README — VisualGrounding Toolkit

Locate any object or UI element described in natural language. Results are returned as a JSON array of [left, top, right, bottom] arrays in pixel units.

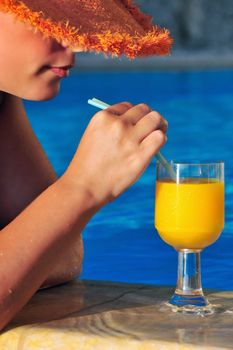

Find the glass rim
[[157, 160, 224, 166]]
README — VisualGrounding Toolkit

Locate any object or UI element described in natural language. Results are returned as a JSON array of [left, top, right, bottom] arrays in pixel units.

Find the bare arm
[[0, 178, 97, 330], [0, 94, 57, 227], [0, 95, 167, 329], [0, 94, 83, 285]]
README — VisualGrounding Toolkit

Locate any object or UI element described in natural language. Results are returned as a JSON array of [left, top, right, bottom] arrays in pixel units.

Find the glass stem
[[176, 249, 203, 296], [169, 249, 209, 308]]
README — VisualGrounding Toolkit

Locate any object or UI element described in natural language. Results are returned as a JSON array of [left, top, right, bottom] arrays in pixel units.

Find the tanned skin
[[0, 12, 168, 329]]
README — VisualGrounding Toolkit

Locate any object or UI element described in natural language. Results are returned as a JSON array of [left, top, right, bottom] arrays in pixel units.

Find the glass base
[[167, 292, 214, 316]]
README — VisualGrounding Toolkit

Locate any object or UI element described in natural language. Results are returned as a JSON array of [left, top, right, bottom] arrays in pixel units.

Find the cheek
[[0, 30, 30, 80], [24, 26, 58, 60], [0, 39, 58, 101], [0, 29, 17, 68], [0, 15, 62, 100], [0, 23, 61, 99], [0, 22, 50, 74], [0, 38, 30, 89], [0, 39, 25, 92]]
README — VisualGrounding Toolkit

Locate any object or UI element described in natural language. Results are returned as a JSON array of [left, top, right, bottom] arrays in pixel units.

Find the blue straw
[[88, 98, 176, 180]]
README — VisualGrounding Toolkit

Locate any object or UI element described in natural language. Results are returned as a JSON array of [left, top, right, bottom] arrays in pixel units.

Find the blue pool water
[[25, 69, 233, 290]]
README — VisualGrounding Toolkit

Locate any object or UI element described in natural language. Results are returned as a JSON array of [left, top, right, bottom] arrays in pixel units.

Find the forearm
[[41, 232, 84, 288], [0, 177, 98, 330]]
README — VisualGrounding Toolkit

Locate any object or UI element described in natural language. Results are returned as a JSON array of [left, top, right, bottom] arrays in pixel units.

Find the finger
[[134, 111, 168, 143], [106, 102, 133, 116], [139, 130, 167, 161], [122, 103, 152, 124]]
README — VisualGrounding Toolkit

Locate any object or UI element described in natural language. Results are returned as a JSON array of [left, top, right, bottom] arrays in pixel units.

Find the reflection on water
[[25, 70, 233, 290]]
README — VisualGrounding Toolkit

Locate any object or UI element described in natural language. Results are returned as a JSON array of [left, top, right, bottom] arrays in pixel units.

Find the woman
[[0, 0, 172, 329]]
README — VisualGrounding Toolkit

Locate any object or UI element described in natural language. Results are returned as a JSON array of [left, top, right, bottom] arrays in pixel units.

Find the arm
[[0, 94, 83, 285], [0, 96, 167, 329], [0, 178, 97, 330], [0, 94, 58, 227]]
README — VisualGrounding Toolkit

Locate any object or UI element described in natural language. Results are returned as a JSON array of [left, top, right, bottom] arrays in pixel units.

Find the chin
[[23, 83, 61, 101]]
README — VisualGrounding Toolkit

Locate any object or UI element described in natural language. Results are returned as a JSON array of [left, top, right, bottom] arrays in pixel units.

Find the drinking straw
[[88, 98, 176, 180]]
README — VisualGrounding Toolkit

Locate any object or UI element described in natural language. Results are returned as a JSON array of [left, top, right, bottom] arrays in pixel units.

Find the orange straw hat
[[0, 0, 173, 59]]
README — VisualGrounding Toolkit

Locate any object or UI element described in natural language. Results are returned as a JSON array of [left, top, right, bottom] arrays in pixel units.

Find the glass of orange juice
[[155, 161, 224, 314]]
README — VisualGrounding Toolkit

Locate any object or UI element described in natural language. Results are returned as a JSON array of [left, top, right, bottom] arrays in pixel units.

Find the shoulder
[[0, 92, 20, 113], [0, 93, 32, 156], [0, 92, 4, 106], [0, 93, 27, 123]]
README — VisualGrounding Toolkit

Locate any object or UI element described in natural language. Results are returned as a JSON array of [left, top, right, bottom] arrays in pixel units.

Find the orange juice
[[155, 179, 224, 250]]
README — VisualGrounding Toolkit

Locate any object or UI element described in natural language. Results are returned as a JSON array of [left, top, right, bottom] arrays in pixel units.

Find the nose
[[49, 39, 75, 66], [60, 40, 70, 49], [50, 38, 70, 52], [61, 41, 83, 53]]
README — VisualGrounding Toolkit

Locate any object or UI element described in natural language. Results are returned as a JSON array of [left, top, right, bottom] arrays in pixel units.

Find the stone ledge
[[1, 280, 233, 349]]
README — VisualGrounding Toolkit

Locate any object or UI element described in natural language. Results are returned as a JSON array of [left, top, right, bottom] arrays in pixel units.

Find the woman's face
[[0, 12, 76, 101]]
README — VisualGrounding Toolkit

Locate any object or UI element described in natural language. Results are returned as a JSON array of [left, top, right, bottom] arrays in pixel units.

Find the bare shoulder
[[0, 93, 57, 228], [0, 92, 3, 106], [0, 93, 44, 163], [0, 93, 33, 136]]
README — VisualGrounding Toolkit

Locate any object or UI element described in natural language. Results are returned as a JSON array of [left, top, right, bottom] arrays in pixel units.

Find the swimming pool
[[25, 69, 233, 290]]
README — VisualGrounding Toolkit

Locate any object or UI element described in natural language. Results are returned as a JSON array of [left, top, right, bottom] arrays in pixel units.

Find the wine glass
[[155, 161, 224, 315]]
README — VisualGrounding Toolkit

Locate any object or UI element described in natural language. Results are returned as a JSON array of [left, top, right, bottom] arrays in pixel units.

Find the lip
[[50, 65, 73, 78]]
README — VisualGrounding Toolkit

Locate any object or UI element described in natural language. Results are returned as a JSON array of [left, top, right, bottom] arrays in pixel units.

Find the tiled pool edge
[[1, 280, 232, 349]]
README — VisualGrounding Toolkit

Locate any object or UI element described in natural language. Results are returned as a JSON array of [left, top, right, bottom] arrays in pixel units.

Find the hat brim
[[1, 0, 173, 59]]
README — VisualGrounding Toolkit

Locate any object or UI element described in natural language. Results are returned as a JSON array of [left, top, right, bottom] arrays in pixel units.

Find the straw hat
[[0, 0, 173, 59]]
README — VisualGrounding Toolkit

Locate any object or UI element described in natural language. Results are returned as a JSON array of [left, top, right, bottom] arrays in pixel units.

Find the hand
[[63, 102, 168, 206]]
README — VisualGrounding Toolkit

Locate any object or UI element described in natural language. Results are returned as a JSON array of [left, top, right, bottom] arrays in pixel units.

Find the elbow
[[41, 235, 84, 289], [40, 269, 81, 289], [0, 321, 8, 332], [0, 309, 14, 331], [41, 253, 83, 288], [0, 293, 21, 331]]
